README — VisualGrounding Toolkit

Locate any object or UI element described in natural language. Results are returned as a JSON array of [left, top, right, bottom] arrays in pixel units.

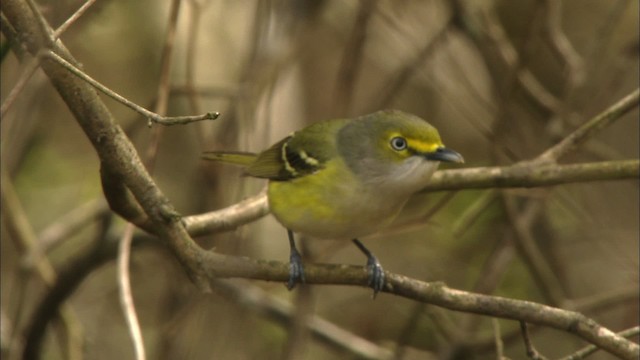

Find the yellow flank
[[268, 157, 403, 239]]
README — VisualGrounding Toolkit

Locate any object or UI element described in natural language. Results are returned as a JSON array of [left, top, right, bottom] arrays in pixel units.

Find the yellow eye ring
[[390, 136, 407, 151]]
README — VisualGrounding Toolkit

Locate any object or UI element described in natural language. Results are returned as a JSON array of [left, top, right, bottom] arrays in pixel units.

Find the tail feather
[[202, 151, 258, 166]]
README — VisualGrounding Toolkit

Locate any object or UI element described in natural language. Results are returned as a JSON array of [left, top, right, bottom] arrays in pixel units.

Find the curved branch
[[193, 251, 639, 359]]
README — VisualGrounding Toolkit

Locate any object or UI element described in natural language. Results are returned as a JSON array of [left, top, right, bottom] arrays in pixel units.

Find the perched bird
[[203, 110, 464, 295]]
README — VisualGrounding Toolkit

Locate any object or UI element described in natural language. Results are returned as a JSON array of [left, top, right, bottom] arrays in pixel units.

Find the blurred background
[[1, 0, 638, 359]]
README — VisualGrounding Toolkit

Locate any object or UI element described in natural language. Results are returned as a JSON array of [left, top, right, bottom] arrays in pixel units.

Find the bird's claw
[[287, 248, 305, 290]]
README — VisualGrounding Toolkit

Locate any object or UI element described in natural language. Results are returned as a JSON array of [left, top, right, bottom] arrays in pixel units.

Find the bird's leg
[[352, 239, 385, 297], [287, 229, 305, 289]]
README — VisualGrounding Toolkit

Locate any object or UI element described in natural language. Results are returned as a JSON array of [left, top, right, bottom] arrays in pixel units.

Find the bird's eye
[[390, 137, 407, 151]]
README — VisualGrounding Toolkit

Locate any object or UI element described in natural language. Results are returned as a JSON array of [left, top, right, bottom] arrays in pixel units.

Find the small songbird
[[203, 110, 464, 295]]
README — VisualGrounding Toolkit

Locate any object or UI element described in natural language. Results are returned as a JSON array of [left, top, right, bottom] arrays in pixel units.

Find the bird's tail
[[201, 151, 258, 167]]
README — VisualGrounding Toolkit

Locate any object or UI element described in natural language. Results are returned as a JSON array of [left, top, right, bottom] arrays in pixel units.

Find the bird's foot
[[287, 245, 305, 290], [352, 239, 386, 297]]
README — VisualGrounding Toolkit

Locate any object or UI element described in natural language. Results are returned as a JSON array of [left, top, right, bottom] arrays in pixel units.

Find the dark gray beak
[[425, 147, 464, 163]]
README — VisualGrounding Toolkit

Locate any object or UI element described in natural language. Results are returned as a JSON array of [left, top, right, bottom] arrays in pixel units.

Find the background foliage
[[1, 0, 638, 359]]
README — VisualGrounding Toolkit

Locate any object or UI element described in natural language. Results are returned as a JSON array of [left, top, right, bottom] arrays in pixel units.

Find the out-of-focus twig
[[0, 170, 83, 360], [213, 280, 394, 360], [520, 321, 550, 360], [540, 0, 584, 88], [117, 224, 146, 360], [452, 0, 563, 113], [492, 319, 505, 360], [503, 198, 566, 306], [537, 88, 639, 163], [334, 0, 378, 114], [37, 198, 109, 252], [377, 19, 452, 108]]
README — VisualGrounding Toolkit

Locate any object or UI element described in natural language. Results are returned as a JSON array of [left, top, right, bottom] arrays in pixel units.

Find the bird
[[203, 109, 464, 295]]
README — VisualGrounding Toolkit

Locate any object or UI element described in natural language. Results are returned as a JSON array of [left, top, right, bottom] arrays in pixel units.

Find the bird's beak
[[425, 147, 465, 163]]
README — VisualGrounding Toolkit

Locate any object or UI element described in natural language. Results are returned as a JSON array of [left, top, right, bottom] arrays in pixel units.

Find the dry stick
[[42, 50, 219, 126], [559, 326, 640, 360], [520, 322, 550, 360], [0, 0, 98, 118]]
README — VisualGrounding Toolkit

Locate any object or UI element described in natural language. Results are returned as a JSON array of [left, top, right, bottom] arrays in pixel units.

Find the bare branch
[[183, 192, 269, 237], [520, 322, 550, 360], [190, 250, 639, 359], [42, 50, 220, 126], [423, 159, 638, 192], [537, 88, 640, 163]]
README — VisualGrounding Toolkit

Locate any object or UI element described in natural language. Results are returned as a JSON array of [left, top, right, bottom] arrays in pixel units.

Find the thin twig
[[37, 199, 109, 252], [52, 0, 98, 38], [42, 50, 219, 126], [537, 88, 639, 163], [0, 60, 40, 119], [1, 0, 98, 118], [503, 198, 566, 306], [334, 0, 378, 114], [520, 322, 549, 360], [117, 224, 146, 360], [145, 0, 182, 171]]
